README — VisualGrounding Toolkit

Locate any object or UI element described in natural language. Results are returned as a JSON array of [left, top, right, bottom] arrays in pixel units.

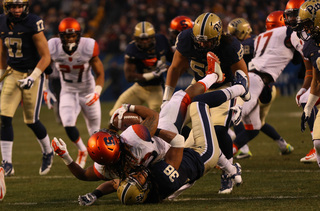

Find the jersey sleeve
[[92, 41, 100, 57], [28, 14, 45, 34]]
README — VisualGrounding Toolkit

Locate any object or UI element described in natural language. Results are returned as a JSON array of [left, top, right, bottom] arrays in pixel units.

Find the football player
[[0, 0, 54, 176], [47, 17, 105, 168], [228, 17, 294, 158], [284, 0, 318, 163], [169, 16, 194, 50], [108, 21, 173, 119], [163, 12, 250, 194], [232, 10, 303, 156], [297, 0, 320, 168]]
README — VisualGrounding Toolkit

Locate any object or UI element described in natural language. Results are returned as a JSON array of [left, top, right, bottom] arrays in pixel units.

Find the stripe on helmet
[[142, 22, 145, 34], [121, 182, 131, 204], [200, 13, 211, 36]]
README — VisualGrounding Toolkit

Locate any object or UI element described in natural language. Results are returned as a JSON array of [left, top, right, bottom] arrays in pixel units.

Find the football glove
[[43, 90, 57, 109], [18, 76, 35, 89], [295, 88, 307, 107], [231, 105, 242, 126], [152, 60, 167, 77], [51, 137, 73, 165], [78, 193, 97, 206], [109, 104, 134, 125], [206, 52, 225, 83], [85, 92, 100, 106]]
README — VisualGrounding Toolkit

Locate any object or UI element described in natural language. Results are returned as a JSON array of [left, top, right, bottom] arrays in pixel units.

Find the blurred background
[[0, 0, 303, 101]]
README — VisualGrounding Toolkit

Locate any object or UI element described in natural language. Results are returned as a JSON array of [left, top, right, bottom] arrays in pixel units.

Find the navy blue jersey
[[0, 14, 44, 72], [146, 148, 204, 202], [241, 35, 256, 65], [302, 38, 320, 72], [176, 29, 243, 89], [125, 34, 173, 86]]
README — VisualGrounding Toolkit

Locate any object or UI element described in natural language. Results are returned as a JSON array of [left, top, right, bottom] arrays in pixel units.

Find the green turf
[[1, 96, 320, 210]]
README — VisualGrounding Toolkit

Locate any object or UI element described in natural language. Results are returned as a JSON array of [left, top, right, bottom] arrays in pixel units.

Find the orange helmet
[[169, 16, 193, 45], [266, 11, 285, 30], [58, 17, 81, 53], [284, 0, 305, 28], [87, 129, 122, 165]]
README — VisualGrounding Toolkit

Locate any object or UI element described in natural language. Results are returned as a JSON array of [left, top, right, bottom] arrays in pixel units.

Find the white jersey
[[48, 37, 97, 93], [249, 26, 298, 81], [94, 124, 171, 180]]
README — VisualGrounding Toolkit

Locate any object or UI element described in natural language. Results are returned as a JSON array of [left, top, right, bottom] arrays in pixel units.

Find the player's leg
[[22, 74, 53, 175], [0, 70, 22, 176], [79, 95, 102, 168], [146, 85, 163, 113], [312, 107, 320, 168], [60, 92, 88, 168]]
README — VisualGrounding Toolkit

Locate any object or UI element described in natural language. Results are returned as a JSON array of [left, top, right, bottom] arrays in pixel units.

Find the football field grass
[[1, 95, 320, 210]]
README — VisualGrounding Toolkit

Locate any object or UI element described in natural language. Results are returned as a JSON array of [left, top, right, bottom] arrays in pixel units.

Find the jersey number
[[163, 165, 179, 182], [59, 64, 85, 83], [254, 31, 273, 57], [4, 37, 23, 58]]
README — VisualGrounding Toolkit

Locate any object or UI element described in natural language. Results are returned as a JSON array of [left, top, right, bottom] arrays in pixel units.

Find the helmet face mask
[[58, 17, 82, 54], [117, 169, 150, 205], [192, 13, 222, 54], [133, 21, 156, 51], [296, 1, 320, 43], [87, 129, 122, 165], [3, 0, 29, 23], [284, 0, 306, 29], [227, 18, 252, 41]]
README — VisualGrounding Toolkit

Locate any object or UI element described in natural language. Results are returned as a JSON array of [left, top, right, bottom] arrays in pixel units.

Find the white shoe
[[0, 167, 6, 201], [167, 182, 195, 201], [300, 148, 317, 163], [76, 150, 88, 168]]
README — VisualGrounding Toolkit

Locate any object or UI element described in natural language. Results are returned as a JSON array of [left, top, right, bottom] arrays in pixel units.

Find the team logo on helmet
[[227, 18, 252, 41]]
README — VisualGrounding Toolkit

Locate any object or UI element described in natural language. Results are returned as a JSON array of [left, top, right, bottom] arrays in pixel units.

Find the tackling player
[[108, 21, 173, 119], [0, 0, 53, 176], [163, 12, 250, 194], [232, 11, 302, 156], [47, 17, 105, 168], [297, 0, 320, 168]]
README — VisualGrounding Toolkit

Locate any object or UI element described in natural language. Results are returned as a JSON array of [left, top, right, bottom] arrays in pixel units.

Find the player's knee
[[65, 126, 80, 142]]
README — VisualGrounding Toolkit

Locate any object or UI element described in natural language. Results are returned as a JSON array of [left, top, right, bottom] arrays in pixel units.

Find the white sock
[[0, 140, 13, 163], [37, 135, 53, 154], [313, 139, 320, 168], [276, 138, 287, 150], [198, 74, 218, 90], [217, 152, 236, 175], [222, 85, 245, 100], [228, 129, 236, 141], [74, 137, 87, 152]]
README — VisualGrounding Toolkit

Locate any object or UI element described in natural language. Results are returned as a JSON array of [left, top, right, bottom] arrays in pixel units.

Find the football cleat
[[1, 160, 14, 177], [0, 167, 6, 201], [235, 150, 252, 159], [78, 193, 97, 206], [230, 163, 243, 186], [76, 150, 88, 169], [206, 52, 225, 83], [280, 143, 294, 155], [39, 151, 54, 175], [234, 70, 250, 101], [218, 173, 233, 194], [300, 148, 317, 163]]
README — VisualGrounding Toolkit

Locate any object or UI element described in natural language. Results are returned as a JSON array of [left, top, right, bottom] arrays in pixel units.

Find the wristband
[[154, 128, 161, 136], [304, 93, 319, 116], [170, 134, 185, 148], [142, 72, 155, 81], [94, 85, 102, 95], [29, 67, 43, 80], [128, 104, 135, 112], [62, 154, 73, 165], [163, 85, 175, 101]]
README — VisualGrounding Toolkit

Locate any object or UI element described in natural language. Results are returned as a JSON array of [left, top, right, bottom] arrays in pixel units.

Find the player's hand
[[300, 111, 309, 132], [110, 104, 132, 124], [231, 105, 242, 126], [18, 76, 35, 89], [295, 88, 307, 107], [43, 90, 57, 109], [152, 60, 167, 77], [85, 92, 100, 106], [206, 52, 225, 83], [51, 137, 69, 158]]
